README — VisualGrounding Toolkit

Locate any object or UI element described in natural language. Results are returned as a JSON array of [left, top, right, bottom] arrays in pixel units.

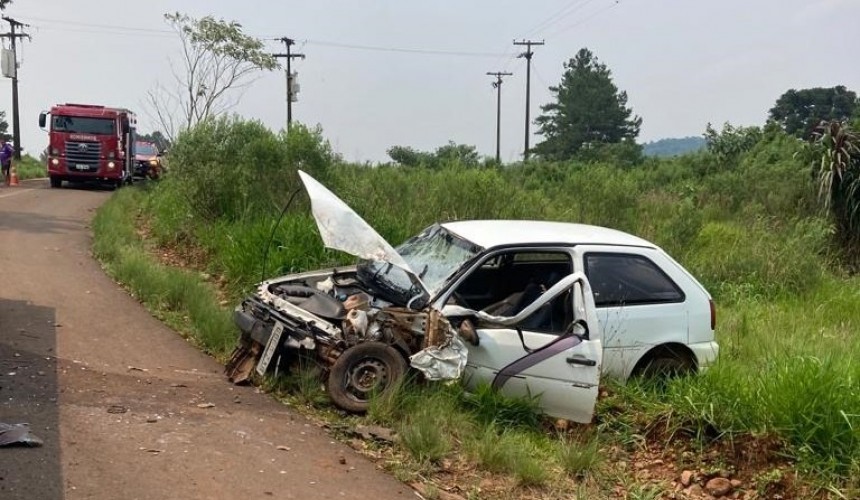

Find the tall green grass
[[97, 116, 860, 492], [92, 187, 235, 356]]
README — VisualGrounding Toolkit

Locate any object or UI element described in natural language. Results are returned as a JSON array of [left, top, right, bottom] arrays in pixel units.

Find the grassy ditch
[[91, 186, 236, 357], [92, 117, 860, 498]]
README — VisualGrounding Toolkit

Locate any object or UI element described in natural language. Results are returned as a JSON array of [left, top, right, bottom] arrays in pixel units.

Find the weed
[[557, 434, 603, 479], [399, 408, 451, 464], [277, 355, 329, 407]]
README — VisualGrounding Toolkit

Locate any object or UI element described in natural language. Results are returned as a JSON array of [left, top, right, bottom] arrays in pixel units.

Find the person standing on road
[[0, 136, 13, 186]]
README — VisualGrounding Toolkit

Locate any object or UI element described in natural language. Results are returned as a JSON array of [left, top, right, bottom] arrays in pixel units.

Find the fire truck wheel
[[326, 342, 406, 413], [49, 177, 62, 188]]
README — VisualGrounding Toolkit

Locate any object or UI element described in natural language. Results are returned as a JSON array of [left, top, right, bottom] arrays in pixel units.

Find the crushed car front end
[[226, 253, 471, 412]]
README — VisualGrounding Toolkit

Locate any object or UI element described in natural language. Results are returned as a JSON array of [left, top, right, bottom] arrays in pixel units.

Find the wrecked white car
[[227, 171, 604, 421], [228, 171, 717, 423]]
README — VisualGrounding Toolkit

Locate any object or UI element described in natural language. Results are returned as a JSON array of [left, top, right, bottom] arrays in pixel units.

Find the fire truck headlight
[[107, 161, 116, 169], [51, 158, 59, 166], [50, 147, 59, 156], [108, 151, 115, 159]]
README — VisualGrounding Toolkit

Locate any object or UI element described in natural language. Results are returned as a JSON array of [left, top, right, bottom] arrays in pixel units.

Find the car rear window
[[584, 252, 684, 307]]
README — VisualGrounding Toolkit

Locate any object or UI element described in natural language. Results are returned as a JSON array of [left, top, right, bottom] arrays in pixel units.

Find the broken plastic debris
[[0, 423, 44, 447], [196, 403, 215, 408]]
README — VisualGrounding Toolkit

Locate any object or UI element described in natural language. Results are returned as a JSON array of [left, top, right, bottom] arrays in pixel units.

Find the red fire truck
[[39, 103, 137, 189]]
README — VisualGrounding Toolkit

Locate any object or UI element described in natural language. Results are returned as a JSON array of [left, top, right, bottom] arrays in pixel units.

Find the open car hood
[[298, 171, 428, 297]]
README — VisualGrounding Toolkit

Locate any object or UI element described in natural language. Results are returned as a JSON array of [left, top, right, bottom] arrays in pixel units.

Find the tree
[[0, 1, 13, 10], [387, 146, 431, 167], [769, 86, 858, 139], [147, 13, 278, 141], [387, 141, 482, 168], [533, 48, 641, 161], [811, 120, 860, 259], [0, 110, 9, 140], [704, 122, 762, 165]]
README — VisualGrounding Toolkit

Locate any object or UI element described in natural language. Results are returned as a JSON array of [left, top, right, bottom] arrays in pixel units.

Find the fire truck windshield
[[52, 116, 116, 135]]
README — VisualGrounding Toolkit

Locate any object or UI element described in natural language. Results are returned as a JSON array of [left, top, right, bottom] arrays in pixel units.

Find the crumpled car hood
[[298, 170, 427, 297]]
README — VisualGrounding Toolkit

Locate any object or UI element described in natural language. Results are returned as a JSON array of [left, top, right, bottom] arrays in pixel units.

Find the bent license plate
[[256, 322, 284, 377]]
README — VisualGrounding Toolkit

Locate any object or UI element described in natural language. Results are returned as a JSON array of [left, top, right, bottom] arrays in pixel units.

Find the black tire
[[326, 342, 407, 413], [49, 177, 62, 188]]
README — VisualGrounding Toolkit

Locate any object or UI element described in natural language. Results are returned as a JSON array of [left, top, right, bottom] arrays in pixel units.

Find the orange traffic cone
[[9, 164, 19, 186]]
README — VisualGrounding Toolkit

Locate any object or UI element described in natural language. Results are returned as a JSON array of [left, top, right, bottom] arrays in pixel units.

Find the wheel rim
[[344, 357, 389, 402]]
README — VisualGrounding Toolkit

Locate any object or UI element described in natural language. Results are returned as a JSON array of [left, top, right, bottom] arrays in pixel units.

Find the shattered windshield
[[357, 224, 479, 304]]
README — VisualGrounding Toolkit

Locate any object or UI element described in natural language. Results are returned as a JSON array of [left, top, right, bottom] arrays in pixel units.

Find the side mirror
[[38, 112, 46, 129]]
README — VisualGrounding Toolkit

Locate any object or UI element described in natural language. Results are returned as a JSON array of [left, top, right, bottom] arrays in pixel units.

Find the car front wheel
[[326, 342, 406, 413]]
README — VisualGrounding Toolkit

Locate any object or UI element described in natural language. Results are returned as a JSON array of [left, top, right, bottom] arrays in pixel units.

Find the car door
[[574, 246, 689, 379], [450, 263, 602, 423]]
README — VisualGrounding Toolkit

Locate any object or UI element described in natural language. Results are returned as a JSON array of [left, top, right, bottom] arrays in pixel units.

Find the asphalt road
[[0, 180, 410, 500]]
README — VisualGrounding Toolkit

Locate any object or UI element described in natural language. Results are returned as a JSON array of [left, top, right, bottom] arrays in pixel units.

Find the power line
[[18, 16, 172, 34], [302, 39, 506, 58], [19, 15, 508, 59], [28, 25, 174, 39], [521, 0, 593, 38], [544, 0, 622, 40]]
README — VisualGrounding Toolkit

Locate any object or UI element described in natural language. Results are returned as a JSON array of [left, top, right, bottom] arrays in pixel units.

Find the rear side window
[[584, 253, 684, 307]]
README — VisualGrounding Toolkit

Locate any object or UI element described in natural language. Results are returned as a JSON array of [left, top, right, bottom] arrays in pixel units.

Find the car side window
[[448, 250, 574, 334], [584, 253, 684, 307]]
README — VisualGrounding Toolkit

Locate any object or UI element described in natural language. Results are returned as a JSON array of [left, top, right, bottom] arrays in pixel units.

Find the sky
[[3, 0, 859, 163]]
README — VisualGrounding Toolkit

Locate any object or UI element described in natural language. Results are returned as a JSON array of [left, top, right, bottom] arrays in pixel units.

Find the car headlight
[[107, 161, 116, 169], [149, 159, 158, 166]]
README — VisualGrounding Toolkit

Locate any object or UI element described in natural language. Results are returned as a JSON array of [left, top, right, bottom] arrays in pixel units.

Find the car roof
[[440, 220, 656, 249]]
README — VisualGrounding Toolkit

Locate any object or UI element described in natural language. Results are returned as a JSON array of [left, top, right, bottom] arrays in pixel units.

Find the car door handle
[[566, 356, 596, 367]]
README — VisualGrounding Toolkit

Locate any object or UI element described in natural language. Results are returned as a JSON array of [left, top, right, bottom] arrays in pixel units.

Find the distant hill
[[642, 136, 706, 157]]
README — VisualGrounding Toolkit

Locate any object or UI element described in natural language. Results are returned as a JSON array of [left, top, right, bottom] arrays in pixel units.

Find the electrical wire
[[261, 188, 304, 284], [302, 38, 506, 58], [544, 0, 622, 40], [521, 0, 594, 38], [19, 15, 507, 59], [18, 15, 172, 34], [27, 24, 175, 39]]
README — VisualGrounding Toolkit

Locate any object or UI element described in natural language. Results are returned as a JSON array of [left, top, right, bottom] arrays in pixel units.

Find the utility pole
[[513, 39, 543, 162], [1, 16, 30, 160], [272, 37, 305, 131], [486, 71, 512, 164]]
